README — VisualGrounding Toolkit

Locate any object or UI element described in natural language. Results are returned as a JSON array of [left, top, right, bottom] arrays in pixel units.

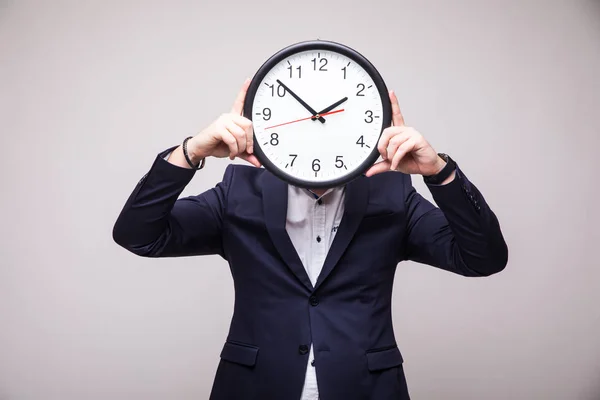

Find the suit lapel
[[262, 171, 313, 292], [314, 175, 369, 291]]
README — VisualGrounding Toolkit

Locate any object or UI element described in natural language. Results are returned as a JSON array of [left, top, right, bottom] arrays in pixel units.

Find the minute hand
[[276, 79, 326, 123]]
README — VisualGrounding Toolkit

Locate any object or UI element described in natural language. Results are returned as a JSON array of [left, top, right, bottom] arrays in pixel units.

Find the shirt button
[[309, 295, 319, 306], [316, 236, 321, 243], [298, 345, 309, 355], [317, 199, 323, 205], [311, 360, 316, 366]]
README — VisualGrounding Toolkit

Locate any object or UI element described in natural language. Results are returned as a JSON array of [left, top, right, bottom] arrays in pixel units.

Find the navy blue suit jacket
[[113, 146, 508, 400]]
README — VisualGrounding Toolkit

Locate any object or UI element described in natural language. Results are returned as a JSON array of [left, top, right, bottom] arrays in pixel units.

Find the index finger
[[389, 90, 405, 126], [365, 160, 392, 177], [231, 78, 252, 115]]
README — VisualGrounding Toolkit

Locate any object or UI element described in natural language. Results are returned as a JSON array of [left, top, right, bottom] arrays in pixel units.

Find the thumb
[[389, 90, 405, 126], [231, 78, 252, 115]]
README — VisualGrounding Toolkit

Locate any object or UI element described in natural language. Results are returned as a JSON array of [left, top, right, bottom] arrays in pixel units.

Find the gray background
[[1, 0, 599, 399]]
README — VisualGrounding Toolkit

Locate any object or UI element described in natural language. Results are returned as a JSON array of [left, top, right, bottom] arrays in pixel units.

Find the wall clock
[[244, 40, 391, 188]]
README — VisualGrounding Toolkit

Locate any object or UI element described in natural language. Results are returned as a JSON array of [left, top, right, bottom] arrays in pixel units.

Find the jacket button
[[298, 345, 309, 355], [309, 295, 319, 306], [316, 236, 321, 243]]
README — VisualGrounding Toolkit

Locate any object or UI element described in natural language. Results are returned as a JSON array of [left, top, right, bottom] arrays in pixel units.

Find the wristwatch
[[423, 153, 456, 185]]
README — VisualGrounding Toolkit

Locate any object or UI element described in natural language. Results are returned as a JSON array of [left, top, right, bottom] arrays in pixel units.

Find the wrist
[[187, 138, 207, 163], [423, 153, 456, 185], [429, 157, 447, 176], [182, 136, 206, 170], [422, 155, 447, 177]]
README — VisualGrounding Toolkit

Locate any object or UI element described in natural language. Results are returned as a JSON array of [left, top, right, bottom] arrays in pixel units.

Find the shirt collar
[[288, 185, 345, 201]]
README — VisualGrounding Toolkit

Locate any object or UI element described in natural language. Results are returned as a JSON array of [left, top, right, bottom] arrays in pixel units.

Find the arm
[[403, 166, 508, 276], [366, 90, 507, 276], [112, 79, 260, 258], [112, 147, 233, 258]]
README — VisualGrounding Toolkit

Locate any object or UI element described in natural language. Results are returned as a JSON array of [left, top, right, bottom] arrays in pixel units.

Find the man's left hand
[[365, 90, 447, 178]]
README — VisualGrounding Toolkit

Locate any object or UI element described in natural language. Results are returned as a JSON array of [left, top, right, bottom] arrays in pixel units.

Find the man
[[113, 79, 508, 400]]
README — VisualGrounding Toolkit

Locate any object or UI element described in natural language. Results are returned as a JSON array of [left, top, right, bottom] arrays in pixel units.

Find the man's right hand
[[168, 78, 261, 169]]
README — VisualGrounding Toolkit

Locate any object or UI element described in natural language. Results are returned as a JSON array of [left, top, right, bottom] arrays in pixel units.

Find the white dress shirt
[[286, 185, 346, 400]]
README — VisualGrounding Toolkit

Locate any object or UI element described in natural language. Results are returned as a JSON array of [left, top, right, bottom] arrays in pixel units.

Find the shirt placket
[[306, 197, 327, 400], [311, 199, 327, 286]]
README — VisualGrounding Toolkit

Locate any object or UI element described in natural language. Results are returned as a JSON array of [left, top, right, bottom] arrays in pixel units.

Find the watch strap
[[423, 153, 455, 185]]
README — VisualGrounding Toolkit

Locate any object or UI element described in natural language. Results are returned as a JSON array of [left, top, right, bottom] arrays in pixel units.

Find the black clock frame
[[243, 39, 392, 189]]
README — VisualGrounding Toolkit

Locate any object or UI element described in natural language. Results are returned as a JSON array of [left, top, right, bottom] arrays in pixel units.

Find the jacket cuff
[[154, 145, 198, 176], [134, 146, 197, 190], [425, 166, 482, 214]]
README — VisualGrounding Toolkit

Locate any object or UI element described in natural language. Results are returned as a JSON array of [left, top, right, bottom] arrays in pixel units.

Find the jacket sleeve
[[403, 166, 508, 276], [112, 146, 233, 258]]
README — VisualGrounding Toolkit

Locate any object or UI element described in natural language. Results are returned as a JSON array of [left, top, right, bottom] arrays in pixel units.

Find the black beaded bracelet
[[183, 136, 205, 170]]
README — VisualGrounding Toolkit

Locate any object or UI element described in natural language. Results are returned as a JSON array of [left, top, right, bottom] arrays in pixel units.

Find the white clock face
[[250, 49, 386, 187]]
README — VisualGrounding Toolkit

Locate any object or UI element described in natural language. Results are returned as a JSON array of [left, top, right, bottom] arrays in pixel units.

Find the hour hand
[[313, 97, 348, 120], [276, 79, 326, 123]]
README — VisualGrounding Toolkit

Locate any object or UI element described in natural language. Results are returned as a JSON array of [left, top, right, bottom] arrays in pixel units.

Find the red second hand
[[264, 109, 345, 130]]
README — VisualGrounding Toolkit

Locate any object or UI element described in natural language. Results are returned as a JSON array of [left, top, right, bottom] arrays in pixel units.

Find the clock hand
[[276, 79, 326, 123], [312, 96, 348, 121], [265, 109, 344, 130]]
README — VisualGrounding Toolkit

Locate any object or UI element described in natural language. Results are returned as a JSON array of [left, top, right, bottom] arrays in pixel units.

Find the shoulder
[[220, 164, 266, 195], [360, 171, 413, 212], [223, 163, 265, 178], [365, 170, 412, 193]]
